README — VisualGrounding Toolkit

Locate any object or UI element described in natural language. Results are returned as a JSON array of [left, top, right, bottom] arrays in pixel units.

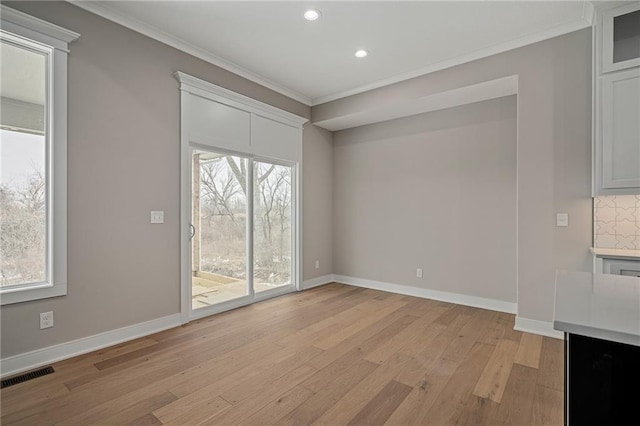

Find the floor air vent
[[1, 366, 55, 388]]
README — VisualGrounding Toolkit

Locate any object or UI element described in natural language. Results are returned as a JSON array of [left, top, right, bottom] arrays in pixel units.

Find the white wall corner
[[0, 313, 182, 378], [583, 1, 596, 26], [514, 316, 564, 339], [301, 274, 335, 290], [333, 275, 517, 314]]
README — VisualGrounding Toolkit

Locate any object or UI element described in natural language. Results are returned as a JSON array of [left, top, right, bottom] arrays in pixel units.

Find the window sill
[[0, 282, 67, 305]]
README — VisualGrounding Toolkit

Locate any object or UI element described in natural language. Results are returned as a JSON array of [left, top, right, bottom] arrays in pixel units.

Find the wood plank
[[440, 309, 492, 363], [455, 395, 499, 426], [392, 307, 474, 387], [313, 352, 414, 425], [156, 396, 230, 426], [168, 343, 317, 399], [421, 343, 496, 425], [514, 332, 544, 368], [433, 304, 467, 326], [238, 385, 314, 426], [0, 382, 71, 416], [491, 364, 538, 425], [530, 384, 564, 426], [347, 380, 412, 426], [219, 345, 322, 404], [122, 413, 162, 426], [201, 365, 317, 425], [478, 324, 505, 347], [364, 304, 450, 364], [383, 358, 460, 425], [58, 391, 177, 425], [306, 308, 422, 371], [277, 298, 393, 348], [313, 297, 408, 350], [1, 356, 188, 425], [53, 337, 159, 369], [536, 337, 564, 392], [301, 315, 418, 393], [277, 359, 378, 425], [496, 312, 523, 342], [472, 338, 520, 403]]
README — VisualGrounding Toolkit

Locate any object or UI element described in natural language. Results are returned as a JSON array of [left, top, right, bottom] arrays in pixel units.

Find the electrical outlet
[[416, 268, 423, 278], [40, 311, 54, 329], [315, 260, 320, 269]]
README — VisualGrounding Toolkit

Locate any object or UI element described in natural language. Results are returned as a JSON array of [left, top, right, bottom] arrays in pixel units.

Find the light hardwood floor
[[0, 284, 564, 425]]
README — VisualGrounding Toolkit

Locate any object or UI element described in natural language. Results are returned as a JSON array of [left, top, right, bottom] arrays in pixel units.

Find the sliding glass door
[[191, 150, 249, 309], [254, 161, 293, 293], [190, 148, 294, 315]]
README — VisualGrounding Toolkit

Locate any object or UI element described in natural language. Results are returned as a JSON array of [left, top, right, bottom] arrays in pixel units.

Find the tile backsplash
[[594, 196, 640, 249]]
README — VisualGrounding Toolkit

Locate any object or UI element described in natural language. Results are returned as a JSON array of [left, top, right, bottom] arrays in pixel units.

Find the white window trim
[[0, 6, 79, 305]]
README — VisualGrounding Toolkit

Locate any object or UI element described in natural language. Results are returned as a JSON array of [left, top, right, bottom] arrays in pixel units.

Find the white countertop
[[590, 247, 640, 259], [554, 270, 640, 347]]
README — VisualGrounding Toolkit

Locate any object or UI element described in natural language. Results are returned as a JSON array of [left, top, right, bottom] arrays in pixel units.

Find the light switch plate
[[556, 213, 569, 227], [150, 211, 164, 224]]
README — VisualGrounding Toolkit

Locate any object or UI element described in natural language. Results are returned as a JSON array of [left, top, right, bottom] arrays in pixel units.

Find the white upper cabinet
[[601, 3, 640, 74], [600, 68, 640, 191], [594, 3, 640, 195]]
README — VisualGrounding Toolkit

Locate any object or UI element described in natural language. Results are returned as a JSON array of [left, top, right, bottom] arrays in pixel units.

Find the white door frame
[[176, 72, 307, 323]]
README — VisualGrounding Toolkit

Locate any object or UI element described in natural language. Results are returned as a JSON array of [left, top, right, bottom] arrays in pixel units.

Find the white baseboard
[[333, 274, 517, 314], [0, 313, 182, 378], [514, 316, 564, 339], [301, 274, 335, 290]]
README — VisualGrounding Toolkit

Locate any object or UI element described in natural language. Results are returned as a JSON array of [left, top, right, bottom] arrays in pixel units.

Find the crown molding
[[67, 1, 592, 108], [67, 1, 312, 106], [1, 4, 79, 49], [175, 71, 308, 128], [311, 16, 592, 106]]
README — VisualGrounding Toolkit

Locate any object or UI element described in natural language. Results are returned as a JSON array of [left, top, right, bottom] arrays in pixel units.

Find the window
[[0, 6, 78, 304]]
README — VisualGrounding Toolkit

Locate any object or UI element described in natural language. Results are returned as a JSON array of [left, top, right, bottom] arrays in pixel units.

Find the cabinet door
[[601, 3, 640, 73], [600, 68, 640, 191]]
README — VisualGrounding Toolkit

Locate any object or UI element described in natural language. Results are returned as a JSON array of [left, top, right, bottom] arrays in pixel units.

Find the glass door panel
[[253, 161, 292, 292], [191, 150, 249, 309]]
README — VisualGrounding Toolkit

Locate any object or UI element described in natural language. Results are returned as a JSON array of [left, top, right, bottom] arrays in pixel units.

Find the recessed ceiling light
[[304, 9, 321, 21], [355, 49, 369, 58]]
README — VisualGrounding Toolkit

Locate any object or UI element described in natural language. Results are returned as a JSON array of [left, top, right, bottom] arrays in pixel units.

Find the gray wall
[[303, 124, 334, 279], [316, 29, 593, 323], [0, 1, 332, 358], [333, 97, 517, 303]]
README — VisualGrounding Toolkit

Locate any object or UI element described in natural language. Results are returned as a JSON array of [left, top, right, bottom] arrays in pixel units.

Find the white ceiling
[[73, 1, 594, 105]]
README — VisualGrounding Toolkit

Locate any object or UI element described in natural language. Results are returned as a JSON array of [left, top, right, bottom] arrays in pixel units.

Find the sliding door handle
[[189, 224, 196, 241]]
